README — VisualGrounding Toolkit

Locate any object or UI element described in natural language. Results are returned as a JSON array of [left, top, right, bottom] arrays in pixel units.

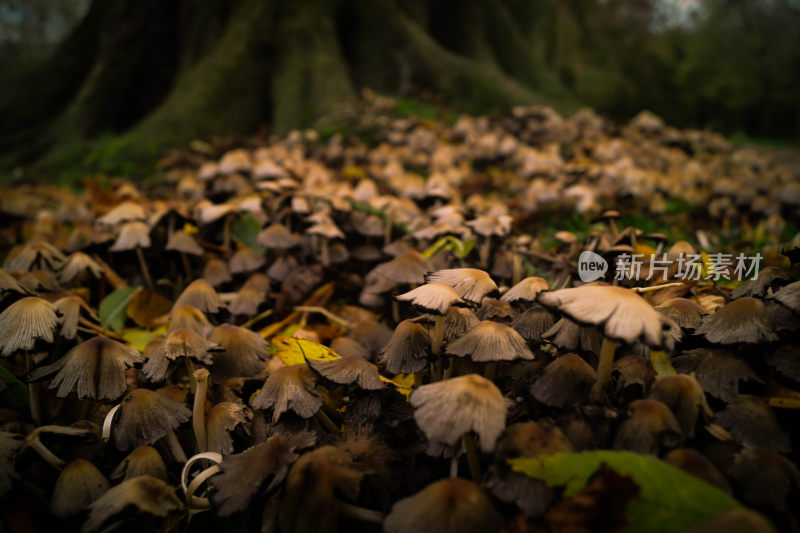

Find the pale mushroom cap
[[109, 220, 152, 251], [251, 364, 322, 422], [202, 258, 232, 287], [96, 201, 147, 226], [168, 305, 214, 336], [257, 223, 298, 249], [0, 296, 59, 356], [411, 374, 507, 452], [141, 328, 222, 382], [696, 297, 778, 344], [111, 388, 191, 450], [385, 478, 502, 533], [425, 268, 499, 304], [647, 374, 711, 439], [51, 458, 110, 517], [309, 356, 384, 390], [537, 284, 671, 346], [307, 221, 344, 240], [612, 399, 683, 455], [446, 320, 535, 362], [396, 283, 465, 315], [165, 231, 203, 255], [501, 276, 551, 304], [228, 246, 266, 274], [83, 476, 182, 533], [5, 241, 66, 271], [771, 280, 800, 312], [172, 279, 226, 316], [379, 319, 431, 374], [228, 286, 265, 316], [655, 298, 705, 330], [373, 250, 430, 285], [31, 336, 144, 400], [59, 252, 105, 283], [530, 353, 596, 408]]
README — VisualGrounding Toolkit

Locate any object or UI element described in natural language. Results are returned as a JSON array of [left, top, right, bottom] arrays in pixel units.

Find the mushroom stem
[[462, 434, 481, 481], [649, 349, 677, 376], [384, 214, 393, 247], [315, 410, 340, 433], [338, 501, 385, 524], [28, 438, 65, 470], [192, 369, 209, 453], [135, 247, 155, 293], [181, 252, 193, 283], [163, 431, 187, 463], [631, 282, 685, 293], [479, 238, 491, 270], [320, 239, 330, 267], [450, 455, 459, 478], [512, 253, 522, 286], [240, 308, 273, 328], [432, 315, 446, 381], [293, 306, 351, 329], [185, 358, 197, 394], [222, 213, 234, 251], [26, 352, 42, 425], [484, 362, 497, 382], [391, 299, 400, 325], [590, 337, 616, 402]]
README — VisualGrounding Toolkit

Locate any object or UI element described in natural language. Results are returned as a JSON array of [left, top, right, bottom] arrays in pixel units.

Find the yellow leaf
[[122, 325, 167, 352], [183, 223, 199, 235], [700, 251, 714, 278], [380, 373, 414, 400], [634, 243, 657, 257], [342, 166, 367, 180], [270, 336, 340, 366]]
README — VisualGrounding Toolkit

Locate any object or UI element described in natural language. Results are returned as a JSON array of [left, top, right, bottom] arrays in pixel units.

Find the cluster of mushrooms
[[0, 99, 798, 532]]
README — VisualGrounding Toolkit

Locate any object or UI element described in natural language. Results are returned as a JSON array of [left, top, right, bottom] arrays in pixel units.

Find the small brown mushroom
[[51, 458, 109, 517]]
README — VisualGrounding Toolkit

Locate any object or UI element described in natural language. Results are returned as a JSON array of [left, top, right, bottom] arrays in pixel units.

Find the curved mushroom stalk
[[192, 369, 210, 453]]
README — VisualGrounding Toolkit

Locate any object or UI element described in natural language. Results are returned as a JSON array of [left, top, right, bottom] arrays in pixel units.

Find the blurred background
[[1, 0, 798, 182]]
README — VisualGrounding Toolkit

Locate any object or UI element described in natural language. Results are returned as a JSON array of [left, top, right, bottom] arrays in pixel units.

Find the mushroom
[[29, 336, 144, 401], [141, 327, 223, 383], [165, 230, 203, 280], [696, 297, 778, 344], [228, 245, 266, 275], [202, 258, 233, 287], [385, 478, 502, 533], [663, 448, 731, 493], [83, 476, 182, 533], [109, 220, 155, 292], [106, 388, 191, 462], [378, 319, 431, 375], [171, 279, 226, 316], [612, 399, 683, 455], [538, 283, 672, 401], [309, 356, 384, 390], [206, 402, 251, 455], [207, 324, 269, 383], [110, 445, 168, 481], [446, 320, 534, 379], [511, 306, 556, 345], [425, 268, 499, 304], [52, 296, 98, 340], [51, 458, 110, 517], [411, 374, 506, 478], [251, 364, 323, 423], [307, 218, 345, 267], [672, 348, 760, 401], [655, 297, 705, 330], [647, 374, 711, 439], [501, 276, 551, 307], [168, 305, 214, 337], [530, 354, 596, 408], [714, 395, 791, 453], [58, 252, 105, 285]]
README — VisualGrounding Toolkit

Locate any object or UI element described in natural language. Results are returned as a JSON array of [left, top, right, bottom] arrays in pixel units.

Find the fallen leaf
[[127, 289, 172, 328]]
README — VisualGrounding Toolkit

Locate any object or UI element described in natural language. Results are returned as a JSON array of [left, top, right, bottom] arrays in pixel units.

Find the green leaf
[[0, 359, 28, 408], [232, 213, 265, 253], [510, 451, 740, 533], [99, 286, 140, 331], [121, 326, 166, 352]]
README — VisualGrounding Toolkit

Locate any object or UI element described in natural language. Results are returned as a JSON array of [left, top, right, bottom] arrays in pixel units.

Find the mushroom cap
[[251, 364, 322, 422], [228, 286, 266, 316], [96, 201, 147, 226], [165, 231, 203, 256], [171, 279, 226, 316], [396, 283, 465, 315], [612, 399, 683, 455], [206, 402, 251, 455], [109, 220, 152, 251], [373, 250, 430, 285], [537, 283, 672, 346], [307, 220, 345, 240], [207, 324, 269, 382], [168, 305, 214, 336], [228, 246, 266, 274], [257, 223, 299, 250], [530, 353, 596, 408], [647, 374, 711, 439], [411, 374, 507, 452], [202, 258, 232, 287], [379, 319, 431, 374], [425, 268, 499, 304], [714, 395, 791, 453], [446, 320, 534, 362], [59, 252, 105, 283], [211, 433, 312, 516], [731, 266, 791, 299], [329, 337, 370, 359], [51, 458, 110, 517], [672, 348, 760, 401], [728, 447, 799, 514], [53, 295, 95, 340], [466, 214, 513, 237], [31, 336, 143, 400], [655, 298, 705, 330], [443, 306, 481, 343], [385, 478, 502, 533], [83, 475, 182, 533], [511, 306, 556, 344], [0, 296, 59, 356], [496, 421, 574, 459], [110, 445, 168, 482], [141, 328, 222, 382], [309, 356, 384, 390], [696, 297, 778, 344], [111, 388, 191, 450], [5, 241, 66, 271], [501, 276, 551, 304], [771, 280, 800, 312], [663, 448, 731, 493]]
